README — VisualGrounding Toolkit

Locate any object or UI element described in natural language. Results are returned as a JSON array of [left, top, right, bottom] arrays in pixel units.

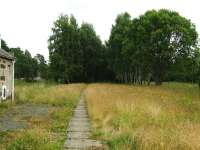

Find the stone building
[[0, 43, 15, 101]]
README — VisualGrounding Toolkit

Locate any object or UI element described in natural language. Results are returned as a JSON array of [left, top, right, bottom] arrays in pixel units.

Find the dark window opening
[[0, 64, 5, 69], [0, 76, 5, 81], [3, 88, 6, 98]]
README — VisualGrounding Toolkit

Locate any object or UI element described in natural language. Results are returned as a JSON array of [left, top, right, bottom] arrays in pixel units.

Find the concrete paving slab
[[64, 93, 102, 149]]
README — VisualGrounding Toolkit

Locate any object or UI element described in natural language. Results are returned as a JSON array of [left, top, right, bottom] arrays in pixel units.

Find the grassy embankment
[[0, 80, 85, 150], [85, 82, 200, 150]]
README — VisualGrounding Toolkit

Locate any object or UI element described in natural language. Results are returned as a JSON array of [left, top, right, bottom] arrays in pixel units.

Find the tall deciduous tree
[[107, 10, 198, 85], [48, 11, 198, 85], [79, 23, 103, 82], [34, 54, 48, 79], [49, 15, 83, 83], [10, 48, 39, 81], [1, 39, 10, 52], [107, 12, 132, 83], [139, 9, 198, 85], [48, 15, 106, 83]]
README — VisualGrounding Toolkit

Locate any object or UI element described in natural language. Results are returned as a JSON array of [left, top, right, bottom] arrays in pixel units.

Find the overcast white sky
[[0, 0, 199, 60]]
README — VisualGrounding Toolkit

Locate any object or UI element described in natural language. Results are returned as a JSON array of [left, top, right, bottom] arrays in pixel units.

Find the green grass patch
[[107, 133, 136, 150], [86, 82, 200, 150], [6, 130, 60, 150], [0, 80, 86, 150]]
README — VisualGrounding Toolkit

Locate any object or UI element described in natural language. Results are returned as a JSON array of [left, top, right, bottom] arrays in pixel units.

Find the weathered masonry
[[0, 43, 15, 101]]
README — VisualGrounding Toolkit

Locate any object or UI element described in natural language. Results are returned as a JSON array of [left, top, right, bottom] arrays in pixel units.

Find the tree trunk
[[155, 76, 162, 85], [147, 73, 151, 86]]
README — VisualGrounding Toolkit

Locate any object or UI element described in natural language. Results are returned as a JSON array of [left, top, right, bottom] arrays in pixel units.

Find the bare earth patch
[[0, 104, 50, 131], [0, 82, 86, 150]]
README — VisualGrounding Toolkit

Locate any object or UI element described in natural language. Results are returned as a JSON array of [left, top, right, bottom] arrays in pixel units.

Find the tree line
[[2, 9, 199, 85], [49, 9, 199, 85], [1, 41, 48, 81], [48, 15, 113, 83]]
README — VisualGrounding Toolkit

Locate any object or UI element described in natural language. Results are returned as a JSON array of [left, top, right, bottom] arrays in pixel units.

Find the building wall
[[0, 57, 13, 98]]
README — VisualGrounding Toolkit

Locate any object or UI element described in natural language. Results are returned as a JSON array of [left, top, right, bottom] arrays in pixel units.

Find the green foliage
[[1, 39, 10, 52], [1, 39, 48, 81], [2, 10, 199, 85], [48, 15, 83, 83], [50, 108, 72, 133], [0, 81, 84, 149], [34, 54, 49, 79], [107, 12, 133, 83], [0, 102, 12, 115], [139, 10, 198, 85], [198, 77, 200, 87], [107, 133, 136, 150], [48, 15, 112, 83], [92, 129, 105, 139], [111, 112, 133, 130], [107, 9, 199, 85], [10, 48, 48, 81], [6, 131, 60, 150]]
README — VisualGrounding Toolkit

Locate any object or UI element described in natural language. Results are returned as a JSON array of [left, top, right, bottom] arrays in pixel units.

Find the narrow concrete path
[[64, 93, 102, 149]]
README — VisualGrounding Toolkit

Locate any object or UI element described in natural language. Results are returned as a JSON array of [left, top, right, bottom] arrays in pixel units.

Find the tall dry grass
[[85, 83, 200, 150], [0, 81, 86, 150], [15, 81, 85, 105]]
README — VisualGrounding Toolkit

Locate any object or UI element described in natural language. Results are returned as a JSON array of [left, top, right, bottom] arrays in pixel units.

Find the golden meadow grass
[[85, 82, 200, 150], [1, 82, 200, 149], [0, 81, 86, 150], [15, 81, 85, 105]]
